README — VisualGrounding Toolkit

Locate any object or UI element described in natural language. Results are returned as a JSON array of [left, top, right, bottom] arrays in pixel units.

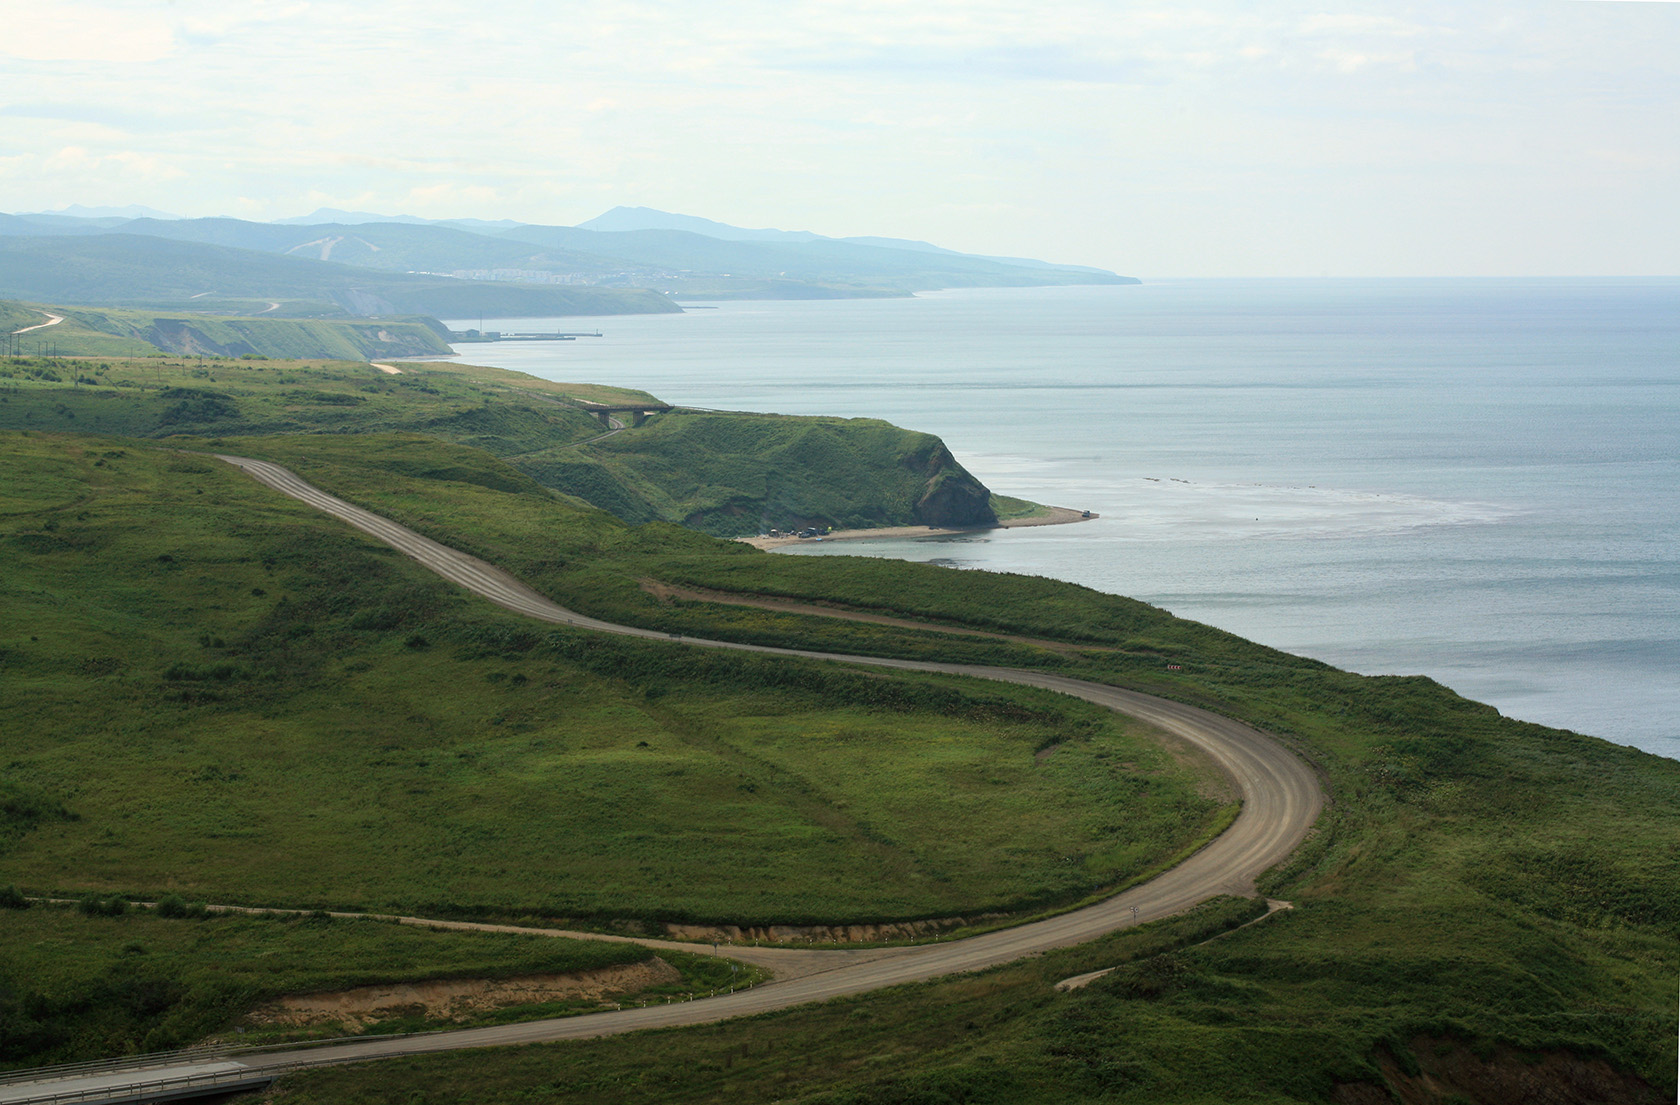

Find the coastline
[[738, 506, 1096, 550]]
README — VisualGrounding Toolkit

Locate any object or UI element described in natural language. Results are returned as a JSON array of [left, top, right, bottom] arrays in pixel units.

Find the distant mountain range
[[22, 203, 184, 222], [0, 206, 1135, 319], [576, 207, 1119, 276]]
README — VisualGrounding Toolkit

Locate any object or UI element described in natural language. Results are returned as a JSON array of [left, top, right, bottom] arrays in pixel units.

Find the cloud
[[38, 146, 185, 182], [1297, 14, 1432, 38], [1316, 49, 1419, 74], [0, 6, 175, 62], [770, 42, 1163, 84], [0, 0, 1674, 275], [0, 102, 170, 131]]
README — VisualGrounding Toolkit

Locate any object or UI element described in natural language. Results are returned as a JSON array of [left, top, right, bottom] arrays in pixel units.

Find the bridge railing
[[0, 1050, 388, 1105], [0, 1046, 226, 1087], [1, 1066, 268, 1105], [0, 1029, 435, 1103]]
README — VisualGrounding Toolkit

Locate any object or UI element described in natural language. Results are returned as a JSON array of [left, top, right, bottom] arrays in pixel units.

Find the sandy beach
[[738, 506, 1095, 550]]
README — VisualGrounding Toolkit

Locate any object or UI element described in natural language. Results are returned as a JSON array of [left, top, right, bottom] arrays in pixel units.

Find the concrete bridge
[[576, 403, 675, 428]]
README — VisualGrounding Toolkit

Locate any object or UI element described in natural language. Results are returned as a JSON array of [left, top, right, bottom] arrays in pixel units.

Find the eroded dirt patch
[[664, 915, 1009, 945], [247, 957, 680, 1029]]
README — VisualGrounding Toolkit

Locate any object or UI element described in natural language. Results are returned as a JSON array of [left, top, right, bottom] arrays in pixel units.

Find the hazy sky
[[2, 1, 1676, 276]]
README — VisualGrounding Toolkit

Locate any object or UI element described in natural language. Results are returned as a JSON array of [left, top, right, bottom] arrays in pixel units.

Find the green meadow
[[1, 301, 449, 360], [0, 903, 751, 1068], [0, 431, 1222, 924], [270, 891, 1674, 1105], [0, 353, 1675, 1098]]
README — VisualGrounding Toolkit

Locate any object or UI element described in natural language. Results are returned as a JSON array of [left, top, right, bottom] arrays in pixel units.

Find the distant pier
[[449, 329, 603, 343]]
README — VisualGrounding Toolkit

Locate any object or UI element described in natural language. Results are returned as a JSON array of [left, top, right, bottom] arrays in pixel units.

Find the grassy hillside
[[517, 411, 997, 534], [202, 446, 1680, 1102], [0, 355, 631, 447], [0, 431, 1221, 930], [272, 892, 1674, 1104], [0, 355, 1013, 535], [0, 356, 1673, 1099], [0, 905, 737, 1068], [3, 300, 450, 359]]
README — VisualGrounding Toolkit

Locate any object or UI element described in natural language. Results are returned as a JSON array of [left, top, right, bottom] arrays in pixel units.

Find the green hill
[[0, 355, 1003, 533], [517, 410, 997, 533], [2, 300, 451, 359]]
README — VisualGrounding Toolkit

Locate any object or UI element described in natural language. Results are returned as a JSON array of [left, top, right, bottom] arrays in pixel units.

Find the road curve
[[0, 456, 1324, 1101], [10, 310, 63, 336]]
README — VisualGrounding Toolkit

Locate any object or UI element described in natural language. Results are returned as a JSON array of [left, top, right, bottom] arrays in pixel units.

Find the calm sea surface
[[445, 279, 1680, 759]]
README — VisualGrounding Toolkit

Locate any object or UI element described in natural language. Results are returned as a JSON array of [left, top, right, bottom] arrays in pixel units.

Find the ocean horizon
[[445, 278, 1680, 761]]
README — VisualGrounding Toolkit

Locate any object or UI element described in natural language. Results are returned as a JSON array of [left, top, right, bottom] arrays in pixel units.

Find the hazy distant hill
[[107, 217, 620, 277], [503, 224, 1134, 293], [23, 203, 183, 221], [3, 207, 1135, 301], [0, 234, 680, 319], [576, 206, 827, 243], [274, 208, 527, 231], [580, 206, 1120, 275]]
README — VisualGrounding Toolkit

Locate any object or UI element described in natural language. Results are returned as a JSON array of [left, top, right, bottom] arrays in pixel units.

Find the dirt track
[[0, 455, 1324, 1102]]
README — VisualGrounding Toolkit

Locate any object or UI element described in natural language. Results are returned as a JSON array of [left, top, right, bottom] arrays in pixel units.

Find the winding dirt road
[[10, 310, 63, 335], [0, 455, 1323, 1103]]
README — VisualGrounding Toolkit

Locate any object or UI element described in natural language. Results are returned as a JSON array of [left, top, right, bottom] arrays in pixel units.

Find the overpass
[[574, 401, 675, 428]]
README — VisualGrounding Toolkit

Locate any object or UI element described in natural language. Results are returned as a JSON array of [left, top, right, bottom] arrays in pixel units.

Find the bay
[[444, 279, 1680, 759]]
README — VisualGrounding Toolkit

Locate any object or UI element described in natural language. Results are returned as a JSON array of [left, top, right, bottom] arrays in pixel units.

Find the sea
[[442, 279, 1680, 760]]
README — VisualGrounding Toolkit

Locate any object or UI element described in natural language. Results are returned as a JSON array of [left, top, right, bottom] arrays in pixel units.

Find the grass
[[2, 300, 450, 359], [183, 443, 1680, 1098], [0, 355, 1675, 1096], [516, 410, 997, 534], [198, 432, 1061, 671], [0, 430, 1224, 928], [0, 354, 1022, 535], [256, 891, 1677, 1103], [0, 902, 755, 1069], [0, 355, 628, 452], [988, 492, 1054, 521]]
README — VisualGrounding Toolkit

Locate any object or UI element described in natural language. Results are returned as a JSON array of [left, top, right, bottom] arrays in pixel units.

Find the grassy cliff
[[517, 410, 997, 534], [0, 355, 1007, 534]]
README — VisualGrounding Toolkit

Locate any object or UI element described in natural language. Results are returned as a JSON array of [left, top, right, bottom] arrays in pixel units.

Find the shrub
[[77, 893, 128, 917], [154, 894, 207, 919], [0, 884, 29, 910]]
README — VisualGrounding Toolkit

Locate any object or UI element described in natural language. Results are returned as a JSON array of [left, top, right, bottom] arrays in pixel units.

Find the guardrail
[[0, 1051, 387, 1105], [0, 1048, 226, 1088], [1, 1066, 273, 1105], [0, 1031, 430, 1104]]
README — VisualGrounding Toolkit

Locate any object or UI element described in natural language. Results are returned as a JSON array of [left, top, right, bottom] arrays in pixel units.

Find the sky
[[1, 1, 1676, 277]]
